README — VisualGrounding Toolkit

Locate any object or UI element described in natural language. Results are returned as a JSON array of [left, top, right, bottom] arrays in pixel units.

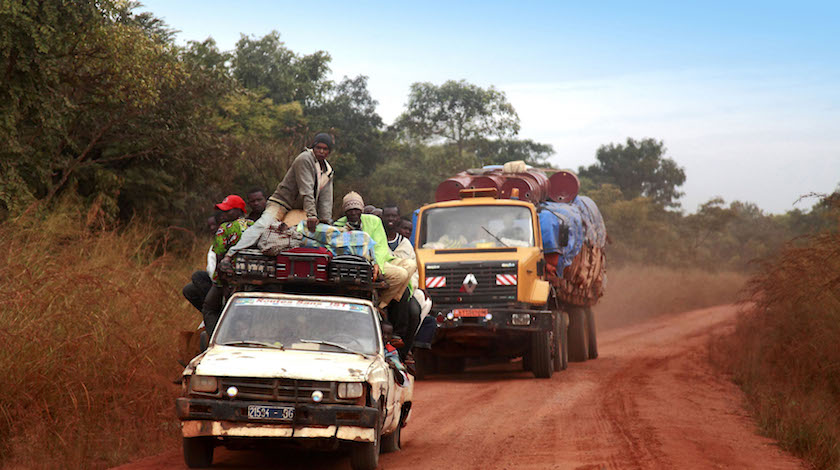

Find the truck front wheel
[[531, 328, 554, 379], [568, 307, 589, 362], [183, 437, 214, 468]]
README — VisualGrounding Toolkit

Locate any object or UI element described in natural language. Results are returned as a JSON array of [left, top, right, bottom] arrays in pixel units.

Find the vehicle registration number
[[452, 308, 489, 318], [247, 405, 295, 420]]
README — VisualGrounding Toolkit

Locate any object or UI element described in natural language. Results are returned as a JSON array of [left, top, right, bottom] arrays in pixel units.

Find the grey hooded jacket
[[268, 149, 334, 223]]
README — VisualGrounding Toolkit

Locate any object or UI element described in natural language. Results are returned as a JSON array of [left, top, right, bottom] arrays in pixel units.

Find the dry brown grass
[[714, 228, 840, 470], [596, 264, 748, 330], [0, 204, 208, 469]]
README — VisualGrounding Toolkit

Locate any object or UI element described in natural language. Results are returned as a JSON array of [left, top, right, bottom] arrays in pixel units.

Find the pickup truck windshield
[[420, 205, 534, 249], [214, 298, 378, 355]]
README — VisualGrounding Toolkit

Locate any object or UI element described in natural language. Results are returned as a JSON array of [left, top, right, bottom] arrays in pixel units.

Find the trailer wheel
[[555, 311, 568, 371], [183, 437, 214, 468], [568, 307, 589, 362], [586, 307, 598, 360], [531, 328, 554, 379]]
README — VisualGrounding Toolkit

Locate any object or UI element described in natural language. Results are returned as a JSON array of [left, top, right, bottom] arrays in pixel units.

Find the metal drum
[[500, 170, 549, 203], [547, 170, 580, 203], [470, 174, 506, 192], [435, 174, 475, 202]]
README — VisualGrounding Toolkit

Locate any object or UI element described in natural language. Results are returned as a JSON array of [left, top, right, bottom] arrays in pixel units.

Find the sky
[[140, 0, 840, 213]]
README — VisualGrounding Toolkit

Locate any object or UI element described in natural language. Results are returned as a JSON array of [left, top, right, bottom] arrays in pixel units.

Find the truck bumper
[[434, 306, 553, 332], [176, 398, 378, 442]]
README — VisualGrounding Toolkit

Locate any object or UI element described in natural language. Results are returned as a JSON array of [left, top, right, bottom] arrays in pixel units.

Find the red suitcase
[[275, 247, 332, 282]]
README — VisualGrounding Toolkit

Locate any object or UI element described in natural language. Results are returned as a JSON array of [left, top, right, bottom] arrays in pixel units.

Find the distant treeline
[[1, 0, 836, 271]]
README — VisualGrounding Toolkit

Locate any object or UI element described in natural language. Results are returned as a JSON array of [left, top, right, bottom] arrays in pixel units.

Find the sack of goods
[[539, 196, 607, 307], [257, 222, 303, 256]]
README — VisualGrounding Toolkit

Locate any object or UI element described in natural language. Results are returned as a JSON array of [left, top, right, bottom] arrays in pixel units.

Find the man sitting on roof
[[334, 192, 416, 313]]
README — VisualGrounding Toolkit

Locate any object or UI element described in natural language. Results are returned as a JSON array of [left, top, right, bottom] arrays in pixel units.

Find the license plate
[[248, 405, 295, 421], [452, 308, 489, 318]]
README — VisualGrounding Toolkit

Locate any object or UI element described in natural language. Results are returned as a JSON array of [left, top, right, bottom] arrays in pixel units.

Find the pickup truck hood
[[193, 345, 374, 381]]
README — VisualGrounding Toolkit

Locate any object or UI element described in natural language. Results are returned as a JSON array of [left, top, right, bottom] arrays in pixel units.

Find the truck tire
[[555, 311, 568, 371], [413, 348, 437, 380], [522, 348, 532, 371], [568, 307, 589, 362], [586, 307, 598, 360], [351, 410, 381, 470], [183, 437, 214, 468], [438, 356, 466, 374], [531, 328, 554, 379]]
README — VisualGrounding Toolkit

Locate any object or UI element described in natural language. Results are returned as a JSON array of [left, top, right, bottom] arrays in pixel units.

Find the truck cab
[[414, 192, 561, 378]]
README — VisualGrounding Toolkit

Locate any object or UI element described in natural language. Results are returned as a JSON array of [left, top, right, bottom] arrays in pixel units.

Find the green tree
[[394, 80, 520, 160], [472, 138, 553, 166], [231, 31, 331, 107], [579, 138, 686, 208]]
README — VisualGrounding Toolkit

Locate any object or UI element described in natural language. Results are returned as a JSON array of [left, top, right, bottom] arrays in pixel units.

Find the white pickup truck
[[176, 292, 413, 470]]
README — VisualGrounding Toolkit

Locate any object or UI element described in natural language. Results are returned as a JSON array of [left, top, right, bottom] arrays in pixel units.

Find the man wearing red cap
[[202, 195, 254, 337]]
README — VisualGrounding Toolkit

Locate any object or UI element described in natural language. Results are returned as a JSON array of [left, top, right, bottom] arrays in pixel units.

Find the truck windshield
[[419, 205, 534, 249], [213, 297, 379, 355]]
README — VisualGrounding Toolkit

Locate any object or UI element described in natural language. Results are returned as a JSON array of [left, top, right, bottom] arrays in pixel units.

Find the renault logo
[[460, 273, 478, 294]]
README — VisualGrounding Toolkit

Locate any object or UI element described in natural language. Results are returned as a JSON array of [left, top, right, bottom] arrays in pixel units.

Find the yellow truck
[[414, 189, 565, 378], [413, 164, 607, 379]]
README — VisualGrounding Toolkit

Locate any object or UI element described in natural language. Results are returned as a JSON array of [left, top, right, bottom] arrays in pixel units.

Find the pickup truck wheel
[[380, 413, 401, 453], [531, 328, 554, 379], [586, 307, 598, 359], [568, 307, 589, 362], [554, 312, 568, 371], [183, 437, 214, 468], [351, 410, 381, 470]]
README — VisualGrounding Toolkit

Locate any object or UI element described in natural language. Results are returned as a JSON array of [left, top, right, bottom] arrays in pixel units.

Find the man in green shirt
[[203, 195, 254, 337], [334, 192, 416, 310]]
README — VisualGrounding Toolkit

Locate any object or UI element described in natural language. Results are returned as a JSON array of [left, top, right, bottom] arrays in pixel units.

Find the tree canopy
[[579, 138, 686, 208]]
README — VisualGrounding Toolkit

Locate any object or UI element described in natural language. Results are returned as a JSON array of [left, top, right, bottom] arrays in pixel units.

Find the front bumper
[[434, 305, 553, 332], [176, 397, 378, 442]]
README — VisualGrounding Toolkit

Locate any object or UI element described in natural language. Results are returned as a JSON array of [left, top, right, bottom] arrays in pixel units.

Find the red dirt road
[[115, 305, 804, 470]]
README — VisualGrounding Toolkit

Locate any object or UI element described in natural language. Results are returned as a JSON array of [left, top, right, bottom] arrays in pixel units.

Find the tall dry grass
[[596, 265, 748, 330], [0, 204, 207, 469], [714, 228, 840, 470]]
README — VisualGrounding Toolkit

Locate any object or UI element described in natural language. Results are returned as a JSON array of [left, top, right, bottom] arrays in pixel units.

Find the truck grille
[[425, 261, 517, 304], [218, 377, 344, 404]]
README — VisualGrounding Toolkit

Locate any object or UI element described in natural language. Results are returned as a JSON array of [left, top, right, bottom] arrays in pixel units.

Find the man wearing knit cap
[[335, 192, 417, 310], [220, 133, 335, 267]]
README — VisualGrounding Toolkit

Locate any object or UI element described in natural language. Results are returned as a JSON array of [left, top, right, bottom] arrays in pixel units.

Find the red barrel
[[435, 174, 475, 202], [499, 170, 549, 203], [470, 174, 506, 192], [547, 170, 580, 203]]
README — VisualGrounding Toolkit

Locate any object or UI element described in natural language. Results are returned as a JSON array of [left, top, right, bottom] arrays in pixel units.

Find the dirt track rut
[[115, 304, 804, 470]]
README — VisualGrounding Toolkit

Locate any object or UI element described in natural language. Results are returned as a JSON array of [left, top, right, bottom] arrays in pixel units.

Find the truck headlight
[[511, 313, 531, 326], [337, 382, 364, 399], [190, 375, 218, 393]]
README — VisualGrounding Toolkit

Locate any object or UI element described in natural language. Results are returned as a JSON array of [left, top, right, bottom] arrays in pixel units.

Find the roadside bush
[[0, 203, 206, 469], [717, 225, 840, 469]]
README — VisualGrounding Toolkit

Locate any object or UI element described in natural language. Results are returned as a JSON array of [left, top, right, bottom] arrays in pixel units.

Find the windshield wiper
[[221, 340, 285, 350], [299, 339, 367, 357], [481, 226, 509, 247]]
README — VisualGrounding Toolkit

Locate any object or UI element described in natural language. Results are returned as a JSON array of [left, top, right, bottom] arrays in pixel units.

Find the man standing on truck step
[[335, 193, 416, 311], [219, 133, 335, 272], [202, 195, 254, 337], [383, 204, 426, 358]]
